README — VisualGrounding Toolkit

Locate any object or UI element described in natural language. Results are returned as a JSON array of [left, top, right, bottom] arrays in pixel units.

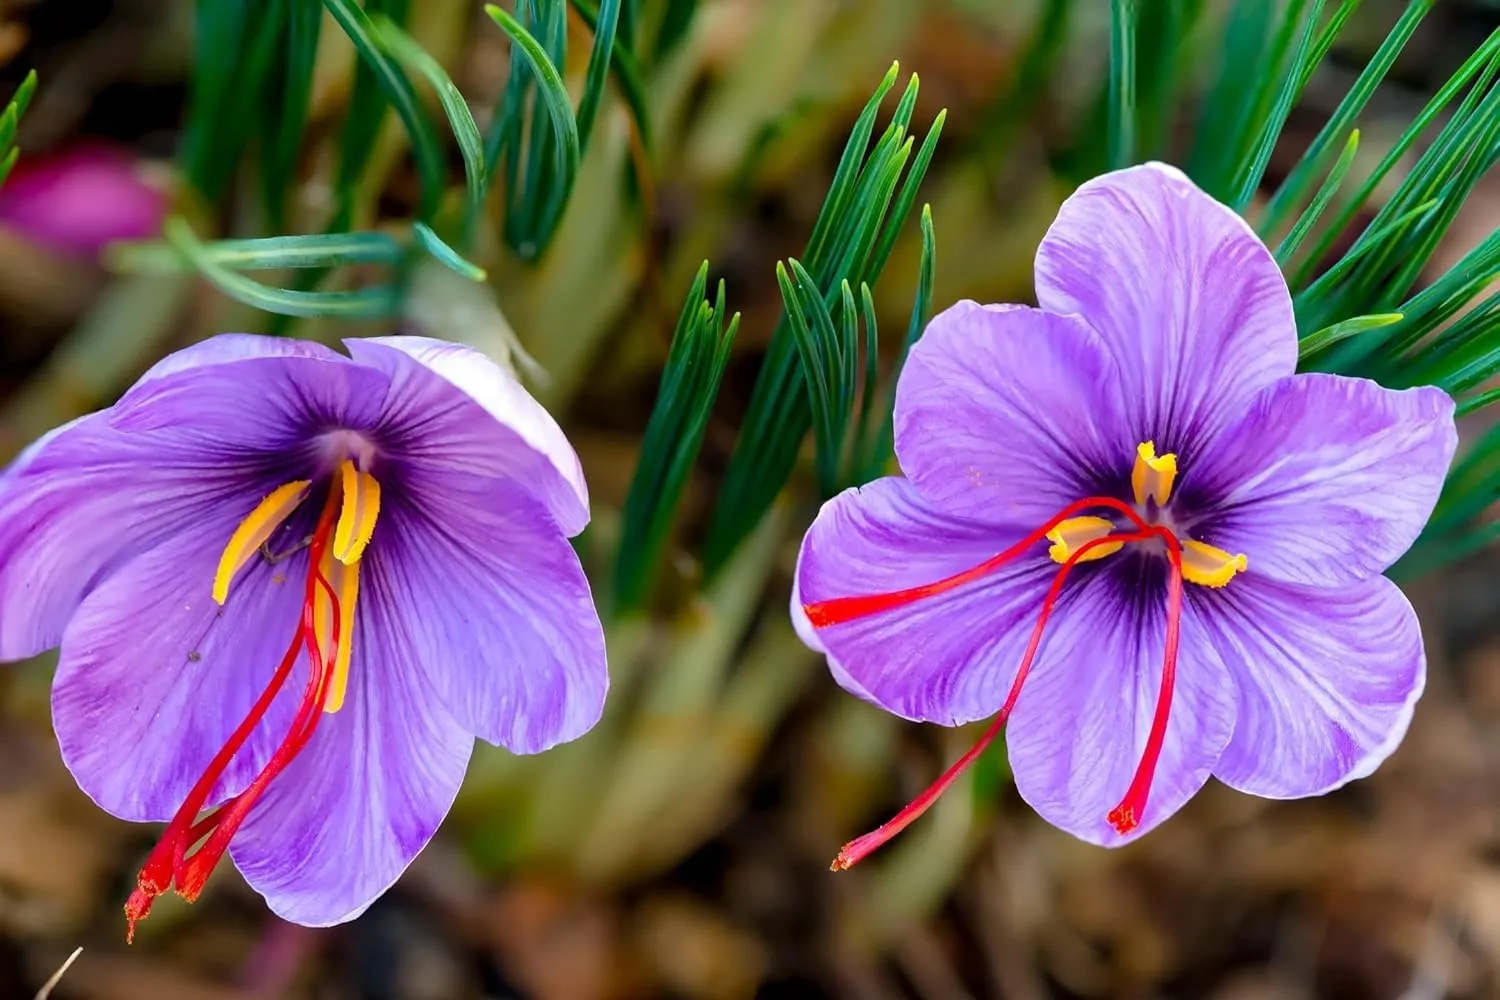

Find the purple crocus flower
[[793, 163, 1457, 867], [0, 335, 607, 937]]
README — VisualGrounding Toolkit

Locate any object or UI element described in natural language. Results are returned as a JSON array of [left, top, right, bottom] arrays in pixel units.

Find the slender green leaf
[[8, 67, 36, 121], [111, 231, 406, 273], [865, 204, 935, 479], [485, 2, 583, 259], [372, 15, 489, 231], [1188, 0, 1275, 192], [702, 68, 941, 574], [849, 282, 881, 482], [1286, 28, 1500, 264], [1272, 128, 1358, 265], [1231, 0, 1324, 211], [614, 263, 738, 612], [181, 0, 249, 195], [164, 218, 400, 318], [324, 0, 445, 221], [1293, 199, 1440, 316], [1108, 0, 1137, 170], [1457, 386, 1500, 418], [575, 0, 623, 154], [1298, 312, 1403, 359], [0, 69, 37, 155], [412, 221, 487, 281], [333, 0, 409, 224], [569, 0, 654, 153], [264, 0, 322, 226], [1264, 0, 1435, 227]]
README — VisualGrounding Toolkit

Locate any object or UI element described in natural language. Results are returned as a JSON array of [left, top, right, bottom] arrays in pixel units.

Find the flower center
[[122, 458, 383, 942], [802, 442, 1247, 869], [1046, 441, 1247, 588]]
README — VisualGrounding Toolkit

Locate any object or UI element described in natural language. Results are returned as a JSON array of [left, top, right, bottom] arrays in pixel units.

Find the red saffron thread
[[829, 527, 1160, 871], [803, 496, 1151, 628], [125, 489, 346, 942], [1106, 530, 1184, 835]]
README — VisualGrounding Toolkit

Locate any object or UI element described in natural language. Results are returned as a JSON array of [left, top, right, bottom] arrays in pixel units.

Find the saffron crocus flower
[[0, 142, 168, 259], [0, 335, 607, 936], [793, 163, 1457, 866]]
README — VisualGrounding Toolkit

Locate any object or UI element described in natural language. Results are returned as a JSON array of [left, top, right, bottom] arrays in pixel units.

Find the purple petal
[[51, 509, 310, 821], [1206, 574, 1424, 797], [1005, 569, 1239, 846], [361, 475, 607, 754], [126, 333, 349, 393], [0, 341, 388, 660], [110, 339, 388, 448], [344, 337, 590, 536], [1190, 374, 1457, 587], [894, 302, 1125, 523], [230, 621, 472, 926], [795, 476, 1055, 725], [1033, 162, 1296, 453]]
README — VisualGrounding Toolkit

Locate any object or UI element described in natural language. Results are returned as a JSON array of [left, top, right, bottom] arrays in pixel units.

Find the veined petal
[[230, 621, 472, 926], [1033, 163, 1297, 456], [343, 337, 590, 536], [124, 333, 350, 397], [0, 340, 389, 661], [110, 341, 388, 445], [51, 508, 311, 821], [362, 475, 607, 754], [1206, 574, 1424, 797], [796, 477, 1055, 726], [1189, 374, 1457, 587], [894, 303, 1124, 524], [1005, 563, 1239, 846]]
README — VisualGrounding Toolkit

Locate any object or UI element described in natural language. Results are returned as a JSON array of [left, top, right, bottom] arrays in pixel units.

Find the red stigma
[[124, 490, 345, 943], [803, 496, 1149, 628], [809, 496, 1188, 868], [1106, 530, 1184, 836]]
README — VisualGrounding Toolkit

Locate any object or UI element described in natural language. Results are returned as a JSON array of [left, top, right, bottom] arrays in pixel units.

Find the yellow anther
[[212, 480, 311, 605], [1181, 539, 1248, 588], [333, 459, 381, 565], [1047, 516, 1124, 565], [1131, 441, 1178, 508], [311, 544, 361, 715]]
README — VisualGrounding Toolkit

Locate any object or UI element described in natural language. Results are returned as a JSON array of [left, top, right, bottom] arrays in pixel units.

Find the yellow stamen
[[1181, 540, 1248, 588], [212, 480, 312, 605], [311, 542, 361, 714], [1131, 441, 1178, 508], [333, 460, 381, 565], [1047, 516, 1124, 565]]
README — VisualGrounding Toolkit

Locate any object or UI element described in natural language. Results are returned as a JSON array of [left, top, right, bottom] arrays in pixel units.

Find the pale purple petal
[[796, 477, 1054, 725], [1006, 570, 1239, 846], [110, 340, 388, 449], [344, 337, 590, 536], [231, 620, 472, 926], [126, 333, 349, 393], [1189, 374, 1457, 587], [894, 302, 1126, 524], [51, 508, 311, 821], [1034, 162, 1297, 454], [362, 474, 607, 754], [1206, 574, 1424, 797], [0, 343, 388, 660]]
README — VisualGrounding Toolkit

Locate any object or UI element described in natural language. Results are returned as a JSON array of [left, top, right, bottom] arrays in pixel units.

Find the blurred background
[[2, 0, 1500, 997]]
